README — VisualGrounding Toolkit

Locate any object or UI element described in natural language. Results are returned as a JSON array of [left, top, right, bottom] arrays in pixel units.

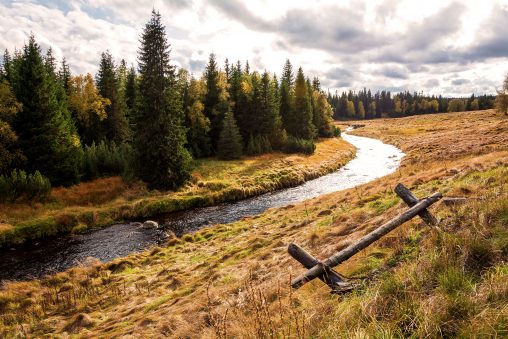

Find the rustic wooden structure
[[288, 183, 442, 292]]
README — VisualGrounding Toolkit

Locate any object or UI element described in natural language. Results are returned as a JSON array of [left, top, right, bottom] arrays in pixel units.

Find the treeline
[[0, 11, 337, 193], [328, 89, 495, 120]]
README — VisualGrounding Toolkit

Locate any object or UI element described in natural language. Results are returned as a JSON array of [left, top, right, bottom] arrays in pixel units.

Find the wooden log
[[442, 197, 470, 206], [394, 183, 437, 225], [291, 192, 442, 289], [288, 243, 344, 289]]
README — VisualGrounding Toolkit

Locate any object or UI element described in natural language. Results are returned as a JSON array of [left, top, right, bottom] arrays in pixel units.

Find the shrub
[[282, 136, 316, 155], [246, 135, 272, 156], [0, 169, 51, 202], [82, 141, 133, 180]]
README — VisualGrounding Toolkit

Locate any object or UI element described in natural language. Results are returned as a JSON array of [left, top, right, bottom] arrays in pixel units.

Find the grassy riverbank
[[0, 137, 355, 249], [1, 110, 507, 337]]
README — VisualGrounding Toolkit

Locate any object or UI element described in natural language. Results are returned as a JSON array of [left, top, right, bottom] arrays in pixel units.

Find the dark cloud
[[459, 5, 508, 61], [375, 65, 409, 79], [326, 67, 354, 80], [451, 78, 470, 85], [209, 0, 271, 30], [331, 80, 352, 88]]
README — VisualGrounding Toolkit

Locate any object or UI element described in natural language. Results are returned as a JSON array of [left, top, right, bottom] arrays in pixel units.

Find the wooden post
[[291, 192, 442, 289], [288, 243, 345, 289], [394, 183, 437, 225]]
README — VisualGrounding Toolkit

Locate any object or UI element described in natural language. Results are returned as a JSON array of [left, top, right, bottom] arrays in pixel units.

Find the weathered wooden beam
[[291, 192, 442, 289], [288, 243, 344, 289], [442, 197, 470, 206], [394, 183, 437, 225]]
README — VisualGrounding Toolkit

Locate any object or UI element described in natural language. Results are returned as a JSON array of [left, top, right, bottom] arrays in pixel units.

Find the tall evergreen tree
[[217, 110, 243, 160], [58, 57, 71, 94], [134, 11, 192, 189], [280, 59, 294, 131], [12, 36, 81, 186], [96, 51, 130, 144], [289, 67, 315, 140], [124, 66, 138, 127], [203, 53, 222, 151], [2, 50, 12, 82], [259, 71, 283, 147]]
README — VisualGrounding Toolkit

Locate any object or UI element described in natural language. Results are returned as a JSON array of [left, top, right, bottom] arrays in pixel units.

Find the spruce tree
[[12, 36, 81, 186], [259, 71, 283, 147], [217, 110, 243, 160], [124, 66, 138, 129], [3, 50, 12, 82], [96, 51, 130, 144], [280, 59, 294, 132], [203, 53, 223, 151], [290, 67, 315, 140], [58, 57, 71, 94], [134, 11, 192, 189]]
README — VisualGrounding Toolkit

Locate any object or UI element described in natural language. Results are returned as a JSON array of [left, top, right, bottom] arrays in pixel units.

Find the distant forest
[[328, 89, 495, 120], [0, 10, 497, 194]]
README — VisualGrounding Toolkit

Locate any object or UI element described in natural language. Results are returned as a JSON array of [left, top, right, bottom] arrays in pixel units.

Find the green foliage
[[282, 135, 315, 155], [183, 77, 212, 157], [0, 169, 51, 202], [448, 98, 466, 112], [134, 11, 192, 190], [11, 35, 82, 186], [312, 89, 336, 137], [495, 74, 508, 115], [96, 51, 130, 144], [287, 67, 316, 140], [203, 53, 223, 151], [217, 110, 243, 160], [82, 141, 133, 180], [0, 80, 25, 174], [246, 134, 272, 156]]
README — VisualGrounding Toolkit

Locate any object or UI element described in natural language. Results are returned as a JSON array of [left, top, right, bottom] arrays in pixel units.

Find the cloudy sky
[[1, 0, 508, 96]]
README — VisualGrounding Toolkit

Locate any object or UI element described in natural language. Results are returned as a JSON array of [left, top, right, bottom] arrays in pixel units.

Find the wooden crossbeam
[[394, 183, 437, 225], [288, 243, 350, 291], [290, 190, 442, 289]]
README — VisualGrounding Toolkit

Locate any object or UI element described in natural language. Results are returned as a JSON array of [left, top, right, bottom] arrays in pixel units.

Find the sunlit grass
[[1, 110, 508, 337]]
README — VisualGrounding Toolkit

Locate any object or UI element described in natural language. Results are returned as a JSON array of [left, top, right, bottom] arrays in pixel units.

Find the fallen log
[[291, 192, 442, 289], [442, 197, 471, 206]]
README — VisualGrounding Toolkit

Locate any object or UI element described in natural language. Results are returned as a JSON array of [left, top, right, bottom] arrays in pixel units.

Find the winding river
[[0, 131, 404, 282]]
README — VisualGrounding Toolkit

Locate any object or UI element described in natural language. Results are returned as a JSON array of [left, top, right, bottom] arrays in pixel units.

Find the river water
[[0, 131, 404, 282]]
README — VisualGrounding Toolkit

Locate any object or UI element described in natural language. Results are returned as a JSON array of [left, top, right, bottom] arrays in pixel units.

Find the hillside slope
[[1, 110, 507, 337]]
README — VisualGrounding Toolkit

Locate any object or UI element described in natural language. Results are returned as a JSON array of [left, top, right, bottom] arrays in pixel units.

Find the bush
[[333, 126, 341, 137], [82, 141, 133, 180], [0, 169, 51, 202], [282, 136, 316, 155], [246, 135, 272, 156]]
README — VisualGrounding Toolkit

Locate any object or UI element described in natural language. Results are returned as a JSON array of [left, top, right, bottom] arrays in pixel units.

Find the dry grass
[[1, 110, 508, 337], [0, 137, 355, 248]]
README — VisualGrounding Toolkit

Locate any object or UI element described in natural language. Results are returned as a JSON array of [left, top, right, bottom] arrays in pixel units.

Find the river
[[0, 131, 404, 282]]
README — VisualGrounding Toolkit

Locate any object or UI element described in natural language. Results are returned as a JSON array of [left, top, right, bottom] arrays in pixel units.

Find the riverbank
[[0, 137, 355, 249], [1, 110, 507, 337]]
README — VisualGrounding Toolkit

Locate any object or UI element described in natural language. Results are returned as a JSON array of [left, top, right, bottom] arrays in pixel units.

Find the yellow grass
[[1, 110, 507, 337]]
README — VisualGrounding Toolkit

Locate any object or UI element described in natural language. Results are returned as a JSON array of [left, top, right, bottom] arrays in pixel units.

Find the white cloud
[[1, 0, 507, 96]]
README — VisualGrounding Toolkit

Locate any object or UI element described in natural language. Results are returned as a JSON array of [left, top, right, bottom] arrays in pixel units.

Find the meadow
[[1, 110, 507, 337]]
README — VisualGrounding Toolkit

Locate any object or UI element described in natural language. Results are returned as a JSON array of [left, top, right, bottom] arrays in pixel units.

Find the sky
[[1, 0, 508, 96]]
